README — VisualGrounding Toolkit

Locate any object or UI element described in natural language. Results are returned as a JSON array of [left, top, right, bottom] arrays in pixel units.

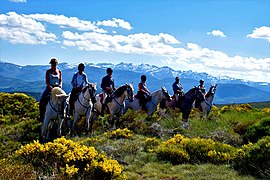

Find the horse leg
[[109, 113, 115, 129], [72, 113, 80, 136], [57, 117, 64, 137], [46, 120, 54, 141], [41, 116, 50, 142], [85, 110, 91, 135], [89, 112, 97, 134], [115, 112, 121, 129]]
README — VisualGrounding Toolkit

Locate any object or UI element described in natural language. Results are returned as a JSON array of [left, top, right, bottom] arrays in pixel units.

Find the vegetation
[[0, 92, 270, 179]]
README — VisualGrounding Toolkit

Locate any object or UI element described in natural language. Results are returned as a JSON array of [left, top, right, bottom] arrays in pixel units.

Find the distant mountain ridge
[[0, 61, 270, 104]]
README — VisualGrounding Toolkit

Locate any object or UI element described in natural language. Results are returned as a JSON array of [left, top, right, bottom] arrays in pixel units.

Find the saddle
[[99, 93, 112, 104]]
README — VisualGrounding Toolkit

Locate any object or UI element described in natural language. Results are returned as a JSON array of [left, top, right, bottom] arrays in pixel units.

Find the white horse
[[122, 87, 171, 116], [199, 84, 217, 119], [69, 83, 97, 135], [93, 83, 134, 129], [41, 87, 69, 142]]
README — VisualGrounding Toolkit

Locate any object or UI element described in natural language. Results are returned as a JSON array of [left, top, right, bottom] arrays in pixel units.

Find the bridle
[[78, 84, 96, 114]]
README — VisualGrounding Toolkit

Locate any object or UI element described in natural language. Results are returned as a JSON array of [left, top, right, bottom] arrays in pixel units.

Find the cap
[[49, 58, 58, 64]]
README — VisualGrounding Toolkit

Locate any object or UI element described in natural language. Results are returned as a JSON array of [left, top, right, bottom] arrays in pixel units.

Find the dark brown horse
[[160, 87, 205, 123]]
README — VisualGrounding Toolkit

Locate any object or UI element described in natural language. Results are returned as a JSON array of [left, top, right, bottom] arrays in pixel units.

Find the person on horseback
[[39, 58, 62, 121], [69, 63, 89, 115], [137, 75, 151, 111], [100, 68, 116, 116], [195, 79, 206, 108], [172, 76, 184, 102], [198, 79, 206, 95]]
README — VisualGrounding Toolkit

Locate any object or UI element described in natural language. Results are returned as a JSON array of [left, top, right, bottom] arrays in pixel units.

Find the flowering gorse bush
[[157, 134, 236, 164], [16, 137, 125, 179], [105, 128, 133, 139]]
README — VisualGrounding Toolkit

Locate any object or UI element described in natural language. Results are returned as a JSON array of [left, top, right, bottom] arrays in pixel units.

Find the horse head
[[52, 87, 69, 103], [51, 87, 69, 113], [206, 84, 217, 99], [161, 86, 171, 102], [126, 83, 134, 102], [195, 88, 205, 102], [88, 83, 97, 103]]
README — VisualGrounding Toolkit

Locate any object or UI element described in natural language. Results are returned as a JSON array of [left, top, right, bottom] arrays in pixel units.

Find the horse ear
[[131, 82, 134, 86]]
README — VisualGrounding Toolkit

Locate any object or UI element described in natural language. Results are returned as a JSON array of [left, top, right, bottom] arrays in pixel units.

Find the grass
[[1, 92, 270, 179]]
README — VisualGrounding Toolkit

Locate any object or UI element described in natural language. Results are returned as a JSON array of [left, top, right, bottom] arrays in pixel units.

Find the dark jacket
[[101, 75, 115, 93]]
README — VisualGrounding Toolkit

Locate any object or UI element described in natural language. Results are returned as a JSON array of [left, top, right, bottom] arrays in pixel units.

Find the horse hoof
[[181, 122, 189, 129]]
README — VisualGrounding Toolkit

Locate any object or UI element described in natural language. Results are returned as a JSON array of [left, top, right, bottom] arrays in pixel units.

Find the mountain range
[[0, 61, 270, 104]]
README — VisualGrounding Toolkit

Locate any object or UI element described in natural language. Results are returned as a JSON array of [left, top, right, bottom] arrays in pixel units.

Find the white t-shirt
[[76, 74, 84, 87]]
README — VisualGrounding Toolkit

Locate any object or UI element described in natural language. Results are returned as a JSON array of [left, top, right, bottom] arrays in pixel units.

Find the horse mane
[[113, 85, 127, 97], [51, 87, 67, 103], [151, 89, 162, 96], [82, 83, 97, 93], [185, 87, 197, 97]]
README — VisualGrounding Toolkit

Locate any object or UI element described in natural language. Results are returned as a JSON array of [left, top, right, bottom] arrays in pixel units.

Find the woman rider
[[137, 75, 151, 110], [69, 63, 89, 115], [39, 58, 62, 121]]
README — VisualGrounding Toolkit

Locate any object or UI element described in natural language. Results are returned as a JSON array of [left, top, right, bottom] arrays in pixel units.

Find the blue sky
[[0, 0, 270, 82]]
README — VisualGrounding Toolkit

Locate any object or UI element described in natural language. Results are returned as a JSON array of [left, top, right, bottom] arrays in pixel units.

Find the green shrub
[[245, 117, 270, 143], [233, 136, 270, 178], [144, 137, 161, 152]]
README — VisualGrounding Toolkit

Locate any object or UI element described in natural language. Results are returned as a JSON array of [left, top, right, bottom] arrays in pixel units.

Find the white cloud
[[207, 30, 226, 38], [9, 0, 27, 3], [247, 26, 270, 42], [96, 18, 132, 30], [26, 13, 107, 33], [1, 12, 269, 82], [61, 31, 180, 55], [61, 30, 270, 82], [0, 12, 56, 44]]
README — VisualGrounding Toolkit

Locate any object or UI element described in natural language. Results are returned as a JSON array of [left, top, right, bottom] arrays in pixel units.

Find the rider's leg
[[39, 87, 50, 122], [69, 88, 76, 115], [101, 91, 107, 116]]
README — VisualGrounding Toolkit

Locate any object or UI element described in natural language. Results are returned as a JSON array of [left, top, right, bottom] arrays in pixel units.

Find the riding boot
[[101, 104, 105, 117]]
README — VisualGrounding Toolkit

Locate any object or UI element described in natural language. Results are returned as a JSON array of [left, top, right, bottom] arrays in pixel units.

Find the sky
[[0, 0, 270, 82]]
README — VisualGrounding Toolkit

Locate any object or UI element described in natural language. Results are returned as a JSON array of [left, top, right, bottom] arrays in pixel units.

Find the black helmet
[[200, 79, 204, 83], [106, 68, 113, 73], [175, 76, 180, 81], [78, 63, 85, 70], [141, 75, 146, 81]]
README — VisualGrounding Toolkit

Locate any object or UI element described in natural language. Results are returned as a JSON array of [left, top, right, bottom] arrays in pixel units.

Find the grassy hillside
[[0, 92, 269, 179]]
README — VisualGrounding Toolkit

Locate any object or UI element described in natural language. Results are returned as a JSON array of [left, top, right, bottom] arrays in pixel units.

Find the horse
[[160, 87, 205, 124], [122, 87, 171, 116], [198, 84, 217, 119], [41, 87, 69, 142], [93, 83, 134, 129], [67, 83, 97, 135]]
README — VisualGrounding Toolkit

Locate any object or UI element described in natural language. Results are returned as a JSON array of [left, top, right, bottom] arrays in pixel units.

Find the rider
[[172, 76, 184, 102], [137, 75, 151, 111], [198, 79, 206, 96], [39, 58, 62, 121], [69, 63, 89, 115], [195, 79, 206, 108], [100, 68, 116, 116]]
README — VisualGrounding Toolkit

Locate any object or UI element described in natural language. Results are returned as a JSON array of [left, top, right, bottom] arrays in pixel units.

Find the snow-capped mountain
[[0, 60, 270, 104]]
